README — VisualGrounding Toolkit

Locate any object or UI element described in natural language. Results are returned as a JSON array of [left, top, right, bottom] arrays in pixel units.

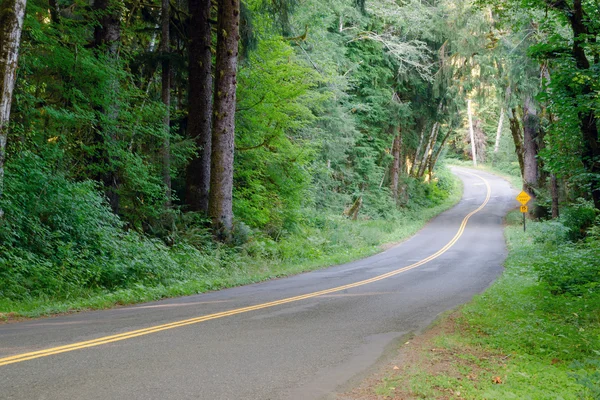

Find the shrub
[[0, 151, 209, 300], [560, 199, 598, 241]]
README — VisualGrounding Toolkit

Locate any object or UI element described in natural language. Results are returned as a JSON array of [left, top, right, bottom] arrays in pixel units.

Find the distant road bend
[[0, 167, 516, 400]]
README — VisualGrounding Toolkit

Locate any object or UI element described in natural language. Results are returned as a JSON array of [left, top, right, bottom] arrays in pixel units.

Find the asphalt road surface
[[0, 167, 516, 400]]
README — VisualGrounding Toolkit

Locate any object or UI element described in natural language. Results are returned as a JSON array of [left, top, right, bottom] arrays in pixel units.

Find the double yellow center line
[[0, 170, 491, 367]]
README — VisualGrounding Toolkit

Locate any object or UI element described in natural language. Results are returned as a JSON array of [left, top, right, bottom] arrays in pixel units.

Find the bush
[[0, 151, 210, 300], [560, 199, 598, 241], [529, 217, 600, 295]]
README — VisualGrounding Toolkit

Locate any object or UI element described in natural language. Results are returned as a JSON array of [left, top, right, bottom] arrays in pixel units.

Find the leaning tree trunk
[[409, 125, 425, 176], [390, 126, 401, 201], [522, 95, 539, 201], [208, 0, 240, 240], [428, 128, 453, 180], [161, 0, 172, 206], [0, 0, 27, 218], [186, 0, 213, 213], [417, 121, 439, 178]]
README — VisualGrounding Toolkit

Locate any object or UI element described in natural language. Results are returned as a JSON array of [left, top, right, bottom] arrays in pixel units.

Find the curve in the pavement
[[0, 170, 491, 368]]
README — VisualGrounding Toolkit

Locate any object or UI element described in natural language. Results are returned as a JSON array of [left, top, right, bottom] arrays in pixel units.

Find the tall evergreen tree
[[209, 0, 241, 239], [186, 0, 213, 213]]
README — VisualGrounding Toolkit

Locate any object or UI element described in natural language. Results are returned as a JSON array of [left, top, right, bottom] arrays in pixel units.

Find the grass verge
[[0, 172, 463, 319], [355, 210, 600, 399]]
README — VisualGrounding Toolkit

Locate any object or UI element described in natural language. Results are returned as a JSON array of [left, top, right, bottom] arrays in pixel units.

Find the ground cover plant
[[349, 208, 600, 399]]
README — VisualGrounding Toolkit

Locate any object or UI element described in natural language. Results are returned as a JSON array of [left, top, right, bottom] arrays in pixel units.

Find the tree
[[161, 0, 172, 206], [208, 0, 241, 239], [186, 0, 213, 213], [0, 0, 27, 218], [92, 0, 123, 213], [522, 94, 539, 199]]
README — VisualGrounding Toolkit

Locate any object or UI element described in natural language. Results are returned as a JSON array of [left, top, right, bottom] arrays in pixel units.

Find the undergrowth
[[0, 153, 462, 318], [375, 208, 600, 399]]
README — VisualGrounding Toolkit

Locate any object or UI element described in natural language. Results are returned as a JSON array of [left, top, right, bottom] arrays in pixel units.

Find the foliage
[[0, 151, 210, 300], [372, 211, 600, 399], [0, 169, 462, 316]]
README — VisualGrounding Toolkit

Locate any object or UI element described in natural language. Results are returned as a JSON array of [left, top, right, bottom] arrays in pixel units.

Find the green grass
[[374, 210, 600, 399], [0, 172, 463, 319]]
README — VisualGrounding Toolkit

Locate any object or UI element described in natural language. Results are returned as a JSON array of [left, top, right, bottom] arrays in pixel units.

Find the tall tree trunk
[[467, 99, 477, 166], [92, 0, 122, 213], [209, 0, 240, 240], [186, 0, 213, 213], [492, 108, 504, 162], [428, 129, 453, 180], [522, 95, 539, 200], [161, 0, 171, 206], [0, 0, 27, 219], [410, 125, 425, 176], [508, 107, 525, 179], [580, 109, 600, 209], [545, 0, 600, 209], [390, 126, 401, 201], [48, 0, 60, 23], [551, 173, 559, 218], [417, 121, 439, 178]]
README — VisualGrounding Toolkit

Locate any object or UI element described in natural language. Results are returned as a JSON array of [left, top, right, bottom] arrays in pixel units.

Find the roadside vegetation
[[349, 204, 600, 400], [0, 162, 461, 318]]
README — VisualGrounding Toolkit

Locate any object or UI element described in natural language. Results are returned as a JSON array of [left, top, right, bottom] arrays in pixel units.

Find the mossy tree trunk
[[186, 0, 213, 213], [209, 0, 240, 240], [522, 95, 539, 201], [509, 107, 525, 179], [0, 0, 27, 218]]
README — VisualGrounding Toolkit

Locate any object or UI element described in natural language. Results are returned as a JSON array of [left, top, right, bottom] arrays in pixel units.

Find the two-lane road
[[0, 168, 516, 399]]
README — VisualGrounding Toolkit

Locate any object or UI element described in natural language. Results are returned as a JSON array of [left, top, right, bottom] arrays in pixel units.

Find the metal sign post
[[516, 191, 532, 232]]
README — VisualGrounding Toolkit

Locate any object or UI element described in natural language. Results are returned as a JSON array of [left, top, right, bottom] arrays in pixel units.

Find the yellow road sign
[[516, 191, 531, 205], [520, 205, 528, 213]]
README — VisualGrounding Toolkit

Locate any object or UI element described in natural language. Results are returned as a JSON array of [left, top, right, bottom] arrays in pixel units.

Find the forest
[[0, 0, 599, 314]]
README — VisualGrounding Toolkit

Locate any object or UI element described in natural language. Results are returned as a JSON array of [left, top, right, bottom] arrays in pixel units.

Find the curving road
[[0, 168, 516, 400]]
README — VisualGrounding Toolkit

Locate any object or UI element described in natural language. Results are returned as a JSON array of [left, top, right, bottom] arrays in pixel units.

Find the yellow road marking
[[0, 170, 491, 367]]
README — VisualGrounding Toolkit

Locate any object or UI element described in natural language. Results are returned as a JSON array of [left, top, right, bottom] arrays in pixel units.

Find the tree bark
[[428, 128, 453, 180], [93, 0, 121, 54], [186, 0, 213, 213], [522, 95, 539, 199], [410, 125, 425, 176], [417, 121, 439, 178], [48, 0, 60, 23], [161, 0, 171, 206], [493, 108, 504, 157], [390, 126, 401, 201], [208, 0, 240, 240], [92, 0, 122, 213], [551, 173, 559, 218], [508, 108, 525, 179], [0, 0, 27, 219], [467, 99, 477, 166]]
